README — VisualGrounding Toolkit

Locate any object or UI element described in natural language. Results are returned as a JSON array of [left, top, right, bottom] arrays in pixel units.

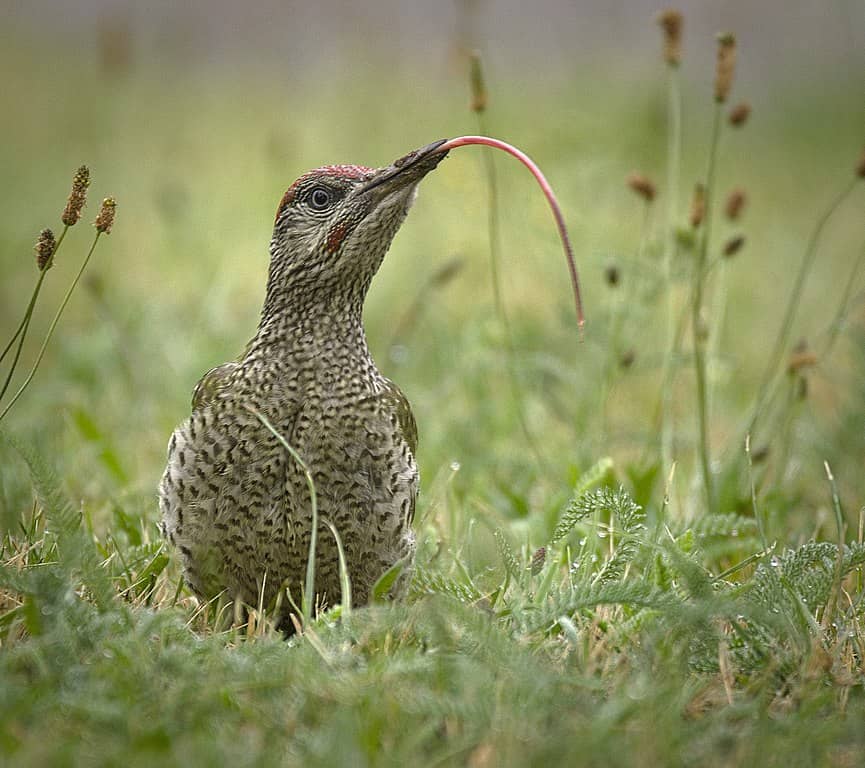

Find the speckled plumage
[[159, 141, 448, 625]]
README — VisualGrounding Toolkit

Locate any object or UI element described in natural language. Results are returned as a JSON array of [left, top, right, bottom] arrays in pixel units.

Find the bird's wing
[[191, 362, 240, 410], [377, 377, 418, 456], [162, 359, 302, 603]]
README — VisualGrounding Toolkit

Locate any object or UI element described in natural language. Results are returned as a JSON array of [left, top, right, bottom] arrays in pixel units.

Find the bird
[[159, 139, 449, 629]]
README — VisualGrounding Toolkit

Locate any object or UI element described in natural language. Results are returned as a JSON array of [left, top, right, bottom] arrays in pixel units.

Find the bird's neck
[[248, 289, 377, 376]]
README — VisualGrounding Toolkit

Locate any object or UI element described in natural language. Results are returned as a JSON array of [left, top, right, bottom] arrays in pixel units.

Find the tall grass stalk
[[0, 272, 47, 402], [691, 104, 723, 513], [706, 245, 735, 419], [0, 227, 69, 402], [0, 231, 102, 423], [747, 177, 860, 437], [819, 239, 865, 360], [821, 460, 845, 630], [660, 63, 683, 481], [468, 52, 545, 467], [603, 202, 650, 437], [745, 433, 768, 550]]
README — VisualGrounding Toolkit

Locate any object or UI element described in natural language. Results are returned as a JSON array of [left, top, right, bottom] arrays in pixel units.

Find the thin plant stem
[[248, 407, 318, 629], [0, 275, 41, 365], [744, 433, 768, 550], [821, 460, 845, 630], [747, 177, 859, 436], [660, 64, 683, 477], [819, 238, 865, 360], [706, 245, 732, 417], [473, 109, 546, 467], [0, 226, 69, 400], [0, 230, 100, 423], [0, 271, 47, 402], [476, 112, 506, 326], [603, 202, 650, 438], [692, 104, 724, 514], [767, 375, 803, 494], [321, 517, 351, 617], [656, 461, 677, 543]]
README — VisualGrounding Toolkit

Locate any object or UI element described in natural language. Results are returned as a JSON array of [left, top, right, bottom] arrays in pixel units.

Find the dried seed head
[[751, 444, 769, 464], [725, 188, 747, 220], [61, 165, 90, 226], [787, 339, 817, 374], [627, 172, 657, 202], [34, 228, 56, 271], [619, 349, 636, 369], [689, 183, 706, 228], [722, 235, 745, 257], [468, 50, 487, 113], [604, 264, 621, 287], [530, 546, 546, 576], [856, 145, 865, 179], [658, 9, 683, 67], [714, 33, 736, 103], [728, 101, 751, 127], [94, 197, 117, 234]]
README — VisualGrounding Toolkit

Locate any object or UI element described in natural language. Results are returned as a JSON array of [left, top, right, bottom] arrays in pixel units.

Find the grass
[[1, 17, 865, 767]]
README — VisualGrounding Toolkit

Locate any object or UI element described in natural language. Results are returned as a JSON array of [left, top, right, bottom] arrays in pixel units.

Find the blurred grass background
[[2, 2, 865, 765], [1, 1, 863, 534]]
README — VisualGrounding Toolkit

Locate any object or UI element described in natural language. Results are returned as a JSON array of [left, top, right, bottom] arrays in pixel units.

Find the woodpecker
[[159, 140, 449, 627]]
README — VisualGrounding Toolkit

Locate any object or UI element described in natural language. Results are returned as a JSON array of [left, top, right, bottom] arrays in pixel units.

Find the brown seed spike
[[787, 350, 818, 374], [468, 51, 487, 114], [725, 188, 747, 220], [728, 101, 751, 127], [34, 228, 56, 271], [627, 172, 657, 202], [714, 33, 737, 103], [856, 145, 865, 179], [62, 165, 90, 226], [722, 235, 745, 258], [658, 9, 683, 67], [689, 183, 706, 228], [94, 197, 117, 234]]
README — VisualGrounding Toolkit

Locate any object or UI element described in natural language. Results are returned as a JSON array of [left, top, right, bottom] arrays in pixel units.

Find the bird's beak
[[359, 139, 449, 197]]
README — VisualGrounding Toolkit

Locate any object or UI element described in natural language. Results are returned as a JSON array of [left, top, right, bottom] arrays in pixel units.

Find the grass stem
[[660, 65, 683, 476], [0, 230, 99, 423], [0, 271, 47, 403], [818, 238, 865, 360], [745, 433, 768, 550], [747, 177, 859, 436], [691, 104, 723, 514], [0, 226, 68, 402], [472, 109, 547, 467]]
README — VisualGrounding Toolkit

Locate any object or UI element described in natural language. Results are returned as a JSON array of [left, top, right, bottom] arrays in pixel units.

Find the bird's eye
[[308, 186, 334, 211]]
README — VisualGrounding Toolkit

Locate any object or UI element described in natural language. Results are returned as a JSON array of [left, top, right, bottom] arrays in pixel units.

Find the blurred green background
[[1, 0, 864, 536]]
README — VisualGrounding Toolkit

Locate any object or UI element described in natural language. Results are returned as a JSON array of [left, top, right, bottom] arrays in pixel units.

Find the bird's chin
[[376, 183, 419, 218], [402, 184, 420, 213]]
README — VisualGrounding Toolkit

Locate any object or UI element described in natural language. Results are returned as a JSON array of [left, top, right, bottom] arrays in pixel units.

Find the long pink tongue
[[437, 135, 585, 333]]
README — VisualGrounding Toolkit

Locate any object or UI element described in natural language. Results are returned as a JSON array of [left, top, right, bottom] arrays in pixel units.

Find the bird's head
[[265, 139, 449, 312]]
